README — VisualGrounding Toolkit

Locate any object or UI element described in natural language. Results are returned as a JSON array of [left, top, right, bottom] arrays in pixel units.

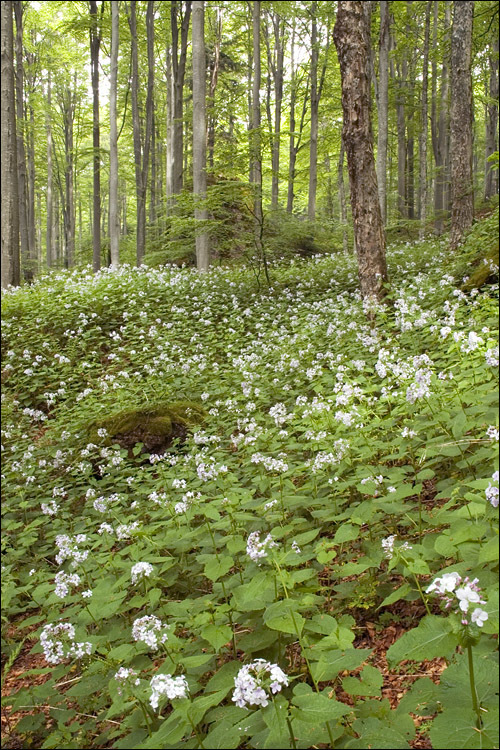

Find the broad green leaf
[[204, 555, 234, 582], [342, 665, 383, 697], [346, 717, 411, 748], [201, 623, 233, 652], [429, 708, 499, 749], [203, 661, 241, 694], [386, 615, 459, 667], [378, 582, 413, 608], [309, 649, 372, 683], [478, 536, 499, 565], [291, 690, 351, 724], [333, 523, 359, 544]]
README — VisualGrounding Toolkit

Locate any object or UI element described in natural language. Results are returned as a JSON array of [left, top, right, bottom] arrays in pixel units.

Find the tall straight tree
[[484, 39, 499, 200], [334, 1, 388, 303], [251, 1, 269, 284], [431, 0, 451, 235], [376, 0, 389, 225], [13, 1, 30, 278], [449, 0, 474, 250], [109, 0, 120, 267], [89, 0, 102, 272], [168, 1, 192, 199], [418, 0, 431, 238], [1, 0, 20, 287], [45, 70, 54, 268], [192, 0, 209, 270], [308, 1, 319, 220]]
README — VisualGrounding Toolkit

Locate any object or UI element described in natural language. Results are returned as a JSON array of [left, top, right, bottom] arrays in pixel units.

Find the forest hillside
[[1, 211, 499, 749]]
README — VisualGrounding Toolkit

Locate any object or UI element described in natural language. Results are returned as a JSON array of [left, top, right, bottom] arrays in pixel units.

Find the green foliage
[[1, 221, 498, 749]]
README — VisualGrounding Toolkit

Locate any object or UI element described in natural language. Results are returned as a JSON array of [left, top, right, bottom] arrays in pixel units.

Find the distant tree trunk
[[207, 5, 222, 169], [13, 1, 30, 279], [337, 135, 349, 254], [392, 45, 407, 219], [251, 1, 268, 283], [287, 17, 296, 213], [449, 0, 474, 250], [165, 42, 173, 204], [334, 1, 388, 303], [1, 0, 20, 287], [26, 56, 37, 269], [308, 1, 319, 221], [266, 9, 284, 210], [418, 1, 431, 237], [62, 85, 76, 267], [376, 0, 389, 224], [192, 0, 210, 270], [170, 1, 192, 197], [431, 0, 451, 235], [109, 0, 120, 267], [484, 39, 499, 200], [45, 71, 53, 268], [405, 2, 415, 220], [89, 0, 101, 272]]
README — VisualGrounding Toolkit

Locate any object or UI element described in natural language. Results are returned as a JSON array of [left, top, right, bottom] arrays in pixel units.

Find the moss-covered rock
[[462, 244, 499, 292], [90, 400, 206, 454]]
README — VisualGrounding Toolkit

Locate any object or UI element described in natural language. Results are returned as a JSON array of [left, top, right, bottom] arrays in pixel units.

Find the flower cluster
[[486, 470, 499, 508], [54, 571, 81, 599], [149, 673, 189, 711], [132, 615, 170, 651], [131, 562, 153, 584], [114, 667, 140, 696], [232, 659, 289, 708], [381, 535, 412, 559], [426, 572, 488, 626], [55, 534, 88, 567], [40, 622, 92, 664], [246, 531, 278, 562]]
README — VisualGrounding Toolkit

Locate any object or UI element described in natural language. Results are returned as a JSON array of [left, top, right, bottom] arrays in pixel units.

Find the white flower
[[381, 535, 396, 559], [456, 584, 482, 612], [426, 572, 461, 594], [131, 562, 153, 584], [291, 540, 301, 554], [232, 659, 288, 709], [114, 667, 140, 696], [486, 426, 499, 441], [132, 615, 170, 651], [486, 471, 499, 508], [149, 673, 189, 711], [40, 622, 92, 665], [246, 531, 278, 563], [54, 571, 81, 599], [470, 608, 489, 627]]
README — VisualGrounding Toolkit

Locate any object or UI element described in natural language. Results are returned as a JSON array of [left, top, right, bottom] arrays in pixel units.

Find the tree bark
[[26, 52, 37, 269], [308, 1, 319, 221], [1, 0, 20, 287], [62, 84, 76, 267], [192, 0, 210, 270], [337, 135, 349, 254], [45, 71, 53, 268], [334, 1, 388, 304], [89, 0, 101, 272], [484, 39, 499, 200], [207, 5, 222, 169], [431, 0, 451, 235], [109, 0, 120, 267], [376, 0, 389, 225], [449, 0, 474, 250], [169, 1, 191, 197], [418, 1, 431, 237], [13, 1, 30, 279]]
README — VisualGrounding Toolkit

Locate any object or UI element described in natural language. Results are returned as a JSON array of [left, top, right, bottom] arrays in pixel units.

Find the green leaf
[[201, 623, 233, 652], [342, 665, 383, 697], [309, 649, 372, 682], [429, 708, 499, 749], [386, 615, 459, 667], [204, 720, 242, 749], [451, 412, 468, 439], [478, 536, 499, 565], [378, 582, 413, 608], [263, 600, 305, 635], [346, 717, 411, 748], [333, 523, 360, 544], [291, 689, 351, 724], [203, 661, 241, 695], [204, 555, 234, 582]]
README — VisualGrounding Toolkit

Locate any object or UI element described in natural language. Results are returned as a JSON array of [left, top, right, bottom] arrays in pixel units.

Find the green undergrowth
[[1, 215, 499, 749]]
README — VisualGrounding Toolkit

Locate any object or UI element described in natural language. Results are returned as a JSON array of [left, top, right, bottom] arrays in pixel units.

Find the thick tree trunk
[[308, 1, 319, 221], [418, 1, 431, 237], [89, 0, 101, 272], [1, 0, 20, 287], [109, 0, 120, 267], [13, 1, 30, 279], [334, 1, 388, 304], [431, 0, 451, 235], [376, 0, 389, 225], [449, 0, 474, 250], [484, 39, 499, 200], [192, 0, 210, 270]]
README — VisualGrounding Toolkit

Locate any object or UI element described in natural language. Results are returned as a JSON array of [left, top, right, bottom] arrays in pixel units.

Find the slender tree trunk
[[405, 2, 415, 220], [109, 0, 120, 266], [46, 72, 53, 268], [1, 0, 20, 287], [165, 42, 173, 206], [418, 1, 431, 237], [337, 135, 349, 254], [287, 17, 296, 213], [376, 0, 389, 224], [62, 87, 76, 267], [484, 39, 499, 200], [392, 49, 407, 219], [90, 0, 101, 272], [251, 1, 268, 283], [431, 0, 451, 234], [26, 84, 36, 269], [308, 1, 319, 221], [170, 1, 192, 197], [334, 1, 388, 304], [13, 1, 30, 279], [264, 9, 284, 210], [207, 5, 221, 169], [192, 0, 210, 270], [449, 0, 474, 250]]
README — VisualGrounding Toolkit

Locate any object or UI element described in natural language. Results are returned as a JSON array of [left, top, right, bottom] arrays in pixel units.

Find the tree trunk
[[484, 39, 499, 200], [26, 67, 37, 269], [418, 1, 431, 237], [287, 17, 296, 213], [89, 0, 101, 272], [376, 0, 389, 225], [266, 9, 284, 210], [13, 1, 30, 280], [192, 0, 210, 270], [251, 1, 268, 283], [45, 71, 53, 268], [392, 43, 407, 219], [170, 1, 191, 197], [449, 0, 474, 250], [334, 1, 388, 304], [1, 0, 20, 287], [337, 135, 349, 254], [207, 5, 222, 169], [109, 0, 120, 267], [62, 86, 76, 267], [405, 2, 415, 220], [431, 0, 451, 234], [308, 1, 319, 221]]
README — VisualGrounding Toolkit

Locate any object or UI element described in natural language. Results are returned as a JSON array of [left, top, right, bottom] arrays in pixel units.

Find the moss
[[462, 244, 499, 292], [90, 399, 206, 452]]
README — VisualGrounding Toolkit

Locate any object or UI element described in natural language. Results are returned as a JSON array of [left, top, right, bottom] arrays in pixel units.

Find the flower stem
[[467, 643, 482, 729]]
